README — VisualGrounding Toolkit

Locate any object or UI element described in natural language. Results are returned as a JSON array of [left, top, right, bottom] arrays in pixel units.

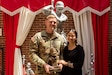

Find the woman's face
[[67, 31, 76, 43]]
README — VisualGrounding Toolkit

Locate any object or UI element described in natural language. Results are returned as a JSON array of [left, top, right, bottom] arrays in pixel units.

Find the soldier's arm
[[59, 37, 65, 60], [29, 34, 46, 67]]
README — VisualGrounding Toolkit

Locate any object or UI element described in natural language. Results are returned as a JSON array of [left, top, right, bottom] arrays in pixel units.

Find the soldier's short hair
[[46, 15, 57, 20]]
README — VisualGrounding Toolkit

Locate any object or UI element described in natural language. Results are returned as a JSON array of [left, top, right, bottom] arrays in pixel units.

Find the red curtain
[[0, 0, 109, 12], [92, 13, 108, 75], [3, 13, 19, 75]]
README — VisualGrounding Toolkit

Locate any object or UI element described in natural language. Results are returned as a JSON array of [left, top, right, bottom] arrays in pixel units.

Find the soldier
[[43, 1, 67, 34], [29, 15, 65, 75]]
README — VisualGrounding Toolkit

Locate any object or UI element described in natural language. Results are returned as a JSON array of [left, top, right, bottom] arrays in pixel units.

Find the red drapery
[[3, 13, 19, 75], [92, 13, 108, 75], [0, 0, 110, 12]]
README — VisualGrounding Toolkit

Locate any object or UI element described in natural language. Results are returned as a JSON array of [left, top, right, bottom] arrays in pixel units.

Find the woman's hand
[[58, 60, 68, 66]]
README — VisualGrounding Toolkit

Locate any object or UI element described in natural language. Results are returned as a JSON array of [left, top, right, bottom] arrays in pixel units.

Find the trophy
[[48, 47, 61, 73]]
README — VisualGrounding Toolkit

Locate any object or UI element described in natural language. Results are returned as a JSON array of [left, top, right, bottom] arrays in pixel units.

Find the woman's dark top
[[61, 45, 85, 75]]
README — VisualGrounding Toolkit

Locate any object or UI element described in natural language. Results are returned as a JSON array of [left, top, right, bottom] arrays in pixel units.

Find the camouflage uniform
[[29, 30, 65, 75]]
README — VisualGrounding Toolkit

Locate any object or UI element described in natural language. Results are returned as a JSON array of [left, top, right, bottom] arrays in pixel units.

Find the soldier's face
[[45, 18, 57, 33]]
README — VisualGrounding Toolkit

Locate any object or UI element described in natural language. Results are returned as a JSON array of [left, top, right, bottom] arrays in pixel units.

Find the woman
[[58, 29, 85, 75]]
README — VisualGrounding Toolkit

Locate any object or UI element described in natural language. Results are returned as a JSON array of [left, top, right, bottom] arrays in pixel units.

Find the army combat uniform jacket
[[29, 30, 65, 75]]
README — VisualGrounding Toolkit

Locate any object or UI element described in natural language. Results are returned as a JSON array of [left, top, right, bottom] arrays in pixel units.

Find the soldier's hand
[[43, 63, 54, 74], [51, 64, 63, 72], [58, 64, 63, 70]]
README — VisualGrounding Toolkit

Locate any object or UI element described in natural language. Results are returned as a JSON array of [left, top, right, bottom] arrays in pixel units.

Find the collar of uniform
[[41, 30, 58, 40]]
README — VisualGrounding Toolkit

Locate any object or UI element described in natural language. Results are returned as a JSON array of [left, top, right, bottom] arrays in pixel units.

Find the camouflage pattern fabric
[[29, 30, 65, 75]]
